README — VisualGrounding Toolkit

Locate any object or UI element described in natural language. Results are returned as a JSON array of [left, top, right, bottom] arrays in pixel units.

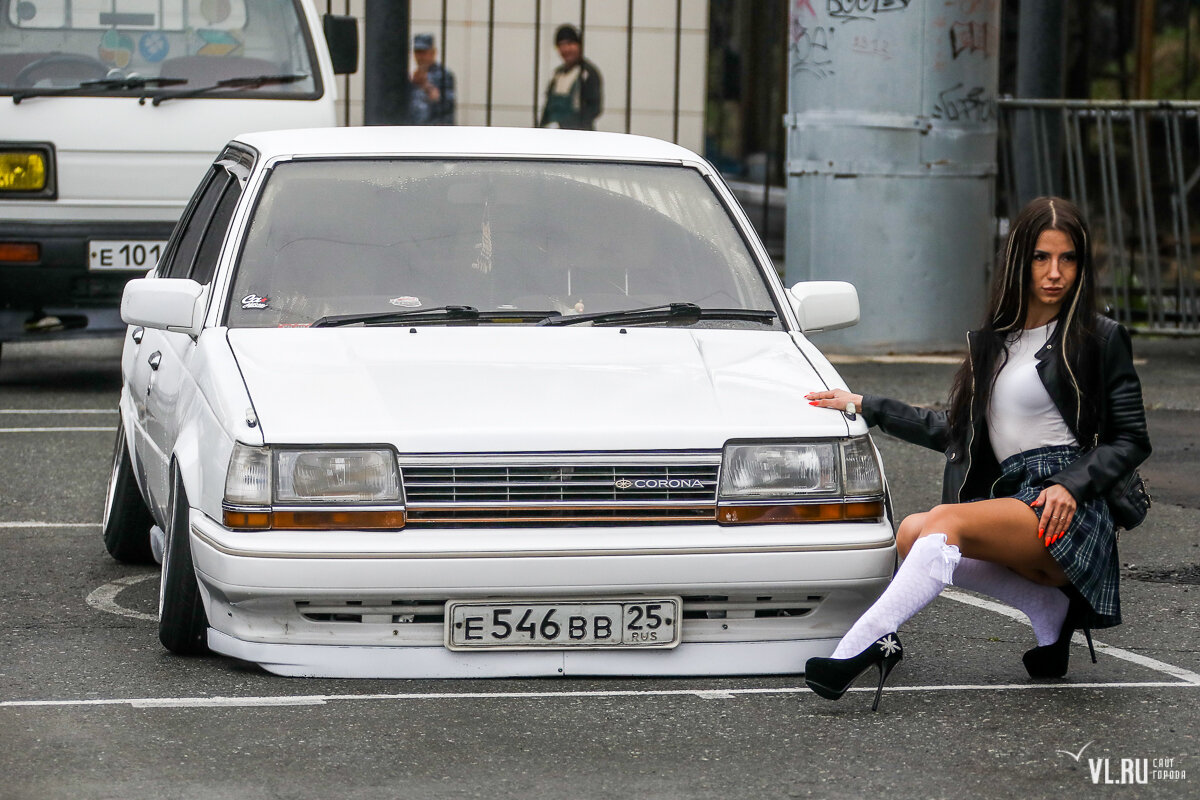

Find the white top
[[987, 321, 1078, 463]]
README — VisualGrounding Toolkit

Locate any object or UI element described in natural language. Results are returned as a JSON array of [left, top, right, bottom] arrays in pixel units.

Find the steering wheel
[[15, 54, 111, 88]]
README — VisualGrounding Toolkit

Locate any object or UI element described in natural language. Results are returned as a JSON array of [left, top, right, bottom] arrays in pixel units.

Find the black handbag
[[1107, 470, 1151, 530]]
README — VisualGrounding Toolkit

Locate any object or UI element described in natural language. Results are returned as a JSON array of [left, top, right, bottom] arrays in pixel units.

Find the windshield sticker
[[388, 296, 422, 308], [241, 293, 269, 310], [138, 32, 170, 63], [197, 29, 241, 57], [99, 30, 135, 69]]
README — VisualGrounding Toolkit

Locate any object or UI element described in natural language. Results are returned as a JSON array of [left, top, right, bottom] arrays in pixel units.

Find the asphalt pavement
[[0, 332, 1196, 800]]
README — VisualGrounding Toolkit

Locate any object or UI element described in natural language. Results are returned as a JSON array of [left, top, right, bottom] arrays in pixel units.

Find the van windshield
[[0, 0, 319, 98]]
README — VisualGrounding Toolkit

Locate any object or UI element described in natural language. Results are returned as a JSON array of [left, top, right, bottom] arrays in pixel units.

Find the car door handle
[[148, 351, 162, 371], [132, 326, 144, 344]]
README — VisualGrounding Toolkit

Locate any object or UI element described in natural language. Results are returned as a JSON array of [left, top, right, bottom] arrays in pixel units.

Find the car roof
[[233, 126, 703, 165]]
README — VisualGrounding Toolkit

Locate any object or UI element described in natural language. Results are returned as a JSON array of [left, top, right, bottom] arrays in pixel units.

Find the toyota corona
[[104, 126, 897, 678]]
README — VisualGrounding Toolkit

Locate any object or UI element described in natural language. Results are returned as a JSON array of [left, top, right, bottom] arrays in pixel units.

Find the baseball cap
[[413, 33, 434, 50], [554, 24, 580, 45]]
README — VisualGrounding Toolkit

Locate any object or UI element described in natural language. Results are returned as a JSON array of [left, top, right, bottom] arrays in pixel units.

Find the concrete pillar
[[785, 0, 1001, 353]]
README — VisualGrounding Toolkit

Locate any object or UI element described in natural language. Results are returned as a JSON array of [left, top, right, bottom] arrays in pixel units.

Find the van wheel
[[101, 421, 155, 564], [158, 471, 209, 655]]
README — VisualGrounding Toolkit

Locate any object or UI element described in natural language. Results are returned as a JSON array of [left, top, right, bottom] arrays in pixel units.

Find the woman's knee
[[895, 514, 924, 557]]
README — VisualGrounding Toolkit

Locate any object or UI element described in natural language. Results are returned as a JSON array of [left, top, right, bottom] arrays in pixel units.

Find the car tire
[[101, 420, 156, 564], [158, 470, 210, 655]]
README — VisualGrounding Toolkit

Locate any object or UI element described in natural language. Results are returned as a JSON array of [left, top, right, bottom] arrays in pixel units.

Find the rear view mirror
[[786, 281, 860, 333], [323, 14, 359, 75], [121, 278, 206, 337]]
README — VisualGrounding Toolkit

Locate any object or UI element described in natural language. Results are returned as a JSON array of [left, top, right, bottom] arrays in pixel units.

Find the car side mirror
[[323, 14, 359, 75], [121, 278, 206, 337], [786, 281, 860, 333]]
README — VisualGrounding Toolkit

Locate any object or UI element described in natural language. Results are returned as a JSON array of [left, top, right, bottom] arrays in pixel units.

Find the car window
[[189, 177, 242, 285], [226, 159, 780, 328], [160, 169, 228, 280]]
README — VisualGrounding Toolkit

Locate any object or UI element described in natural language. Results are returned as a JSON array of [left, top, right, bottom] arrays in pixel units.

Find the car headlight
[[717, 437, 885, 524], [223, 443, 405, 530]]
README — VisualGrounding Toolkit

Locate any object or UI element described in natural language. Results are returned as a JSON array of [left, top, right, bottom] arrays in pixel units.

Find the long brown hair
[[947, 197, 1101, 440]]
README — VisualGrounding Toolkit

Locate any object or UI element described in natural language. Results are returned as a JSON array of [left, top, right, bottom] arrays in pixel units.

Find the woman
[[803, 196, 1151, 711]]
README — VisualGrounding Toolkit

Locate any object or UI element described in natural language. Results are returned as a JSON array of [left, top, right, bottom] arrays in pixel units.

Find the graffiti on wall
[[932, 82, 995, 122], [828, 0, 912, 23]]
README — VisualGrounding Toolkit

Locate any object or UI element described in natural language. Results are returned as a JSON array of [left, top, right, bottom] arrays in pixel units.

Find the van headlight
[[717, 437, 885, 524], [222, 443, 405, 530]]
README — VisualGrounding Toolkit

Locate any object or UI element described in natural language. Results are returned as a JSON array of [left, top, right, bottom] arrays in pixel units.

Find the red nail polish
[[1039, 528, 1045, 537], [809, 401, 819, 406]]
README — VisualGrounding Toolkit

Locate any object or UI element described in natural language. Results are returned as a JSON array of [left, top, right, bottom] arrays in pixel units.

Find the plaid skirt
[[989, 445, 1121, 629]]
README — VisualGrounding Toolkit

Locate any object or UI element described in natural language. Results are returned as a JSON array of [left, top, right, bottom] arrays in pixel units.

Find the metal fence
[[998, 99, 1200, 334]]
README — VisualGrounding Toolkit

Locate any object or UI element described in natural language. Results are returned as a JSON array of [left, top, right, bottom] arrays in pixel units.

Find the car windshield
[[0, 0, 317, 97], [226, 159, 781, 329]]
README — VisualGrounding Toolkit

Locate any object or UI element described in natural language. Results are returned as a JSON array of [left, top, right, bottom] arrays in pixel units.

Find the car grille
[[399, 454, 721, 525]]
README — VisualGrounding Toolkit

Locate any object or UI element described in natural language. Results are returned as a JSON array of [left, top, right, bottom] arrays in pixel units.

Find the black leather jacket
[[861, 315, 1152, 505]]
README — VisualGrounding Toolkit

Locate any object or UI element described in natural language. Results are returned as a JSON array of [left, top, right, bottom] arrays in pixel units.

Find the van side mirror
[[786, 281, 860, 333], [121, 278, 206, 337], [323, 14, 359, 75]]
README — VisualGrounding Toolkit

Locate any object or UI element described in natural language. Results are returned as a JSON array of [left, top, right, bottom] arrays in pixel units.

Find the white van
[[0, 0, 355, 343]]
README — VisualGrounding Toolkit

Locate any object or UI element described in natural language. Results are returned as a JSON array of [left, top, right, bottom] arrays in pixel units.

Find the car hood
[[226, 327, 851, 451]]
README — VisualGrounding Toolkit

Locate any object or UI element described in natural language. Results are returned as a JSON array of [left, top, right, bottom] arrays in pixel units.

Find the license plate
[[446, 597, 681, 651], [88, 240, 167, 271]]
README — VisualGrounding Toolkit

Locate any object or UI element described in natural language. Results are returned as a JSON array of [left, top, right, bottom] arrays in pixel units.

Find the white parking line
[[0, 409, 117, 414], [944, 589, 1200, 685], [0, 522, 101, 528], [85, 574, 158, 622], [2, 680, 1198, 710], [0, 427, 117, 433]]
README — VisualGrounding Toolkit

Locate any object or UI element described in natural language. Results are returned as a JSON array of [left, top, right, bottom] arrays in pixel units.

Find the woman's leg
[[896, 501, 1070, 645], [914, 499, 1068, 586], [830, 500, 1068, 658]]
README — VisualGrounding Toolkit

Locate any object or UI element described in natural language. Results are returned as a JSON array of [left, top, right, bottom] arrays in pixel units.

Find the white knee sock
[[831, 533, 962, 659], [952, 557, 1069, 646]]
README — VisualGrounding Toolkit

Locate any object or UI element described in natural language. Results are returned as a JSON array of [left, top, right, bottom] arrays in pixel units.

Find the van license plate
[[446, 598, 681, 651], [89, 240, 167, 271]]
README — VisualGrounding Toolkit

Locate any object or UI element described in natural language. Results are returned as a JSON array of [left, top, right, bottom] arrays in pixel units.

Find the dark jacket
[[539, 58, 603, 130], [861, 315, 1151, 506]]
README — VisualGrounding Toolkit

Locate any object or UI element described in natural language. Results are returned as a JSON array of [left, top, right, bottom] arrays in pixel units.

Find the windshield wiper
[[309, 306, 563, 328], [537, 302, 777, 327], [149, 73, 307, 105], [12, 76, 187, 104]]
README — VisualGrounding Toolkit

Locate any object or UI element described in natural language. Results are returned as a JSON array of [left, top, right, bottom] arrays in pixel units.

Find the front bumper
[[189, 510, 896, 678], [0, 218, 175, 317]]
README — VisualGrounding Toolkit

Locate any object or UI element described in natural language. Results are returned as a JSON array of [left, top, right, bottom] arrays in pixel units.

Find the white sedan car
[[104, 126, 896, 678]]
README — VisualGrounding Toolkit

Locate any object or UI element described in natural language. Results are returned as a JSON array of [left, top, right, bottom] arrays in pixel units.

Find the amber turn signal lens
[[271, 509, 407, 530], [0, 242, 39, 263], [223, 509, 273, 529], [717, 500, 884, 525], [0, 152, 47, 191]]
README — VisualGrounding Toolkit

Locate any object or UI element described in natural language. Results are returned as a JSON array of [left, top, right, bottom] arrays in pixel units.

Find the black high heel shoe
[[805, 633, 903, 712], [1022, 592, 1097, 679]]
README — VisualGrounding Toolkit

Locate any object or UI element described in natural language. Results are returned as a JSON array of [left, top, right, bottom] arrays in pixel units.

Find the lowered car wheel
[[158, 470, 209, 655], [101, 420, 155, 564]]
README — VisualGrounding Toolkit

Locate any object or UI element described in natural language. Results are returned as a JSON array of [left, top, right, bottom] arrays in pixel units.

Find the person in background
[[539, 24, 602, 130], [410, 33, 455, 125]]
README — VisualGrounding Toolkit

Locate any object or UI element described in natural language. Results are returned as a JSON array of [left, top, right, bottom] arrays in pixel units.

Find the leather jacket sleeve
[[1047, 320, 1152, 501], [861, 394, 951, 453]]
